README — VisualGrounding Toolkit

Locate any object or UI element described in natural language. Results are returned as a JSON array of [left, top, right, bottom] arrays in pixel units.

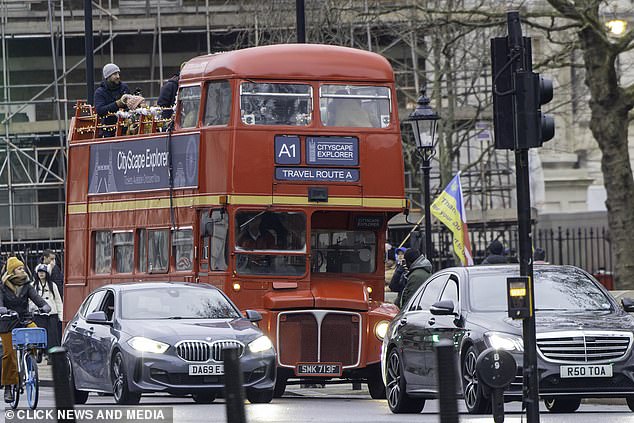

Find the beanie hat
[[6, 257, 24, 275], [488, 240, 504, 255], [103, 63, 120, 80], [404, 248, 421, 267]]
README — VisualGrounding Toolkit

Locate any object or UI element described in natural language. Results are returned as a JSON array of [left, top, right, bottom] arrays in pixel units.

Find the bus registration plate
[[560, 364, 612, 378], [189, 364, 224, 376], [296, 362, 342, 377]]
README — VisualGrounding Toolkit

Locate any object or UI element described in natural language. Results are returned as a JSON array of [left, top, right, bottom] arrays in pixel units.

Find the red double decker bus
[[65, 44, 406, 397]]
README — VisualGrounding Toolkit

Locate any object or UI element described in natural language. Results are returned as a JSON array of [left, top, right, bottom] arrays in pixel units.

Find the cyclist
[[0, 257, 51, 403]]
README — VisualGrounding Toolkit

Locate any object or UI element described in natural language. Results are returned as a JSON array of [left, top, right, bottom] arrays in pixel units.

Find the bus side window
[[204, 81, 231, 126], [173, 228, 194, 271], [148, 229, 169, 273], [178, 86, 201, 128], [209, 210, 228, 271], [94, 230, 112, 274], [113, 231, 134, 273]]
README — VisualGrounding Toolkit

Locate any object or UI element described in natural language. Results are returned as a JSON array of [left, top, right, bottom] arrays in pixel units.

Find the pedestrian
[[480, 239, 508, 265], [41, 250, 63, 300], [0, 257, 51, 402], [157, 67, 181, 120], [94, 63, 131, 137], [388, 247, 408, 305], [399, 249, 433, 308], [31, 264, 63, 356], [534, 247, 548, 264]]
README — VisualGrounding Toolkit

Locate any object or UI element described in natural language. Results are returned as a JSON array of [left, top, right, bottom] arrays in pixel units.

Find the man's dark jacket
[[49, 264, 64, 300], [481, 254, 508, 265], [399, 259, 432, 308], [158, 74, 179, 119], [94, 81, 130, 136]]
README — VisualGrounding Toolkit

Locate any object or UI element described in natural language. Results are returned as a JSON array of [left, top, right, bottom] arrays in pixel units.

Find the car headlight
[[375, 320, 390, 340], [248, 335, 274, 353], [485, 332, 524, 352], [127, 337, 170, 354]]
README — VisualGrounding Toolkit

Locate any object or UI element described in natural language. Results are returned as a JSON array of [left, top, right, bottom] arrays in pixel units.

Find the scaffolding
[[0, 0, 515, 254]]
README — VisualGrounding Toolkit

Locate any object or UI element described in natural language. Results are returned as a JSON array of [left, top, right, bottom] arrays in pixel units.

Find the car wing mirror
[[622, 298, 634, 313], [430, 300, 456, 316], [86, 311, 111, 325], [245, 309, 262, 322]]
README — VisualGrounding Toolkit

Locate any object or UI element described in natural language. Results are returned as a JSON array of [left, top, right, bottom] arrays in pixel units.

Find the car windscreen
[[121, 287, 241, 320], [469, 269, 613, 312]]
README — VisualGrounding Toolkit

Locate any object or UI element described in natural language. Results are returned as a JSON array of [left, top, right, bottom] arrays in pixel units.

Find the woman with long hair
[[31, 264, 63, 354]]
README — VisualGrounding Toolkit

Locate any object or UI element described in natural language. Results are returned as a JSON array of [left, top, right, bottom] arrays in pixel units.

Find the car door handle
[[428, 318, 436, 326]]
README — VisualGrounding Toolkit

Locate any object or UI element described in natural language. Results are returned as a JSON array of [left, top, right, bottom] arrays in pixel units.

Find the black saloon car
[[63, 282, 276, 404], [381, 265, 634, 414]]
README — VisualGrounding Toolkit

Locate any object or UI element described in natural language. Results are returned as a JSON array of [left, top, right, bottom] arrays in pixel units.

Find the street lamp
[[406, 88, 439, 259]]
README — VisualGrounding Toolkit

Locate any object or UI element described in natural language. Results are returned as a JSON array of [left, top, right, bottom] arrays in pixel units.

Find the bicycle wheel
[[9, 357, 21, 410], [24, 352, 39, 409]]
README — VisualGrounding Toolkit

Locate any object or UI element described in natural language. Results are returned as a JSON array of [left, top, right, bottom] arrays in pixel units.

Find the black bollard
[[49, 346, 76, 423], [476, 348, 517, 423], [435, 338, 459, 423], [224, 346, 247, 423]]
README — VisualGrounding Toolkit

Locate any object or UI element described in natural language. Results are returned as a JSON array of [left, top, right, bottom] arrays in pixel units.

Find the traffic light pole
[[515, 149, 540, 423]]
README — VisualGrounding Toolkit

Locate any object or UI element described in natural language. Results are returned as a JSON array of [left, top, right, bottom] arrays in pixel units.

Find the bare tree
[[544, 0, 634, 289]]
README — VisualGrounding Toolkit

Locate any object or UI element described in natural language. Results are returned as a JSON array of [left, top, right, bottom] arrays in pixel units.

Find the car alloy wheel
[[111, 351, 141, 405], [385, 349, 425, 414], [462, 346, 490, 414], [544, 397, 581, 413]]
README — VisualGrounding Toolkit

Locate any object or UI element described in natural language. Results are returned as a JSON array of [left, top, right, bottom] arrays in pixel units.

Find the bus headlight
[[127, 337, 169, 354], [248, 336, 274, 353], [375, 320, 390, 340]]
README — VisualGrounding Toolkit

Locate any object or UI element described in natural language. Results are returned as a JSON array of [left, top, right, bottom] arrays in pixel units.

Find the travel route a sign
[[274, 135, 359, 183]]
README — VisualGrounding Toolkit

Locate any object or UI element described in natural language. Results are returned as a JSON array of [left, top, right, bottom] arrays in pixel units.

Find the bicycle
[[1, 311, 48, 410]]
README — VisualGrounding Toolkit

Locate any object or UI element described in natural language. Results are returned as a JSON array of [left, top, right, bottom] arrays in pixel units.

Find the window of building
[[172, 228, 194, 271], [240, 82, 312, 126], [148, 229, 169, 273], [113, 231, 134, 273], [178, 85, 201, 128], [94, 231, 112, 274], [204, 81, 232, 126], [320, 85, 391, 128]]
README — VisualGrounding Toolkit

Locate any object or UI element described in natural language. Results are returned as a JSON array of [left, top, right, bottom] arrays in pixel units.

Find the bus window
[[172, 228, 193, 271], [204, 81, 231, 126], [94, 231, 112, 274], [178, 86, 201, 128], [113, 231, 134, 273], [311, 230, 376, 273], [320, 85, 391, 128], [209, 210, 228, 271], [240, 82, 312, 126], [235, 211, 306, 277], [148, 229, 169, 273], [235, 211, 306, 251], [138, 229, 147, 272]]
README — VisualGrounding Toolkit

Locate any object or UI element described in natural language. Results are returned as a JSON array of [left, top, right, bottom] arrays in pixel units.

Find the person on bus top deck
[[94, 63, 131, 137], [0, 257, 51, 403], [237, 215, 277, 250], [157, 63, 184, 120]]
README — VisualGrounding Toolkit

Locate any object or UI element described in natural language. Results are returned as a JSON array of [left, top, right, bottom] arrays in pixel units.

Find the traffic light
[[515, 71, 555, 148], [491, 34, 555, 150]]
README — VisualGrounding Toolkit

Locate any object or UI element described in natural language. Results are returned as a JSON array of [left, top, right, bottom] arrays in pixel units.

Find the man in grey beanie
[[94, 63, 130, 137]]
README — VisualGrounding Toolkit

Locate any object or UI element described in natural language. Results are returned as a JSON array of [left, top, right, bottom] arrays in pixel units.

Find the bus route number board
[[296, 362, 343, 377]]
